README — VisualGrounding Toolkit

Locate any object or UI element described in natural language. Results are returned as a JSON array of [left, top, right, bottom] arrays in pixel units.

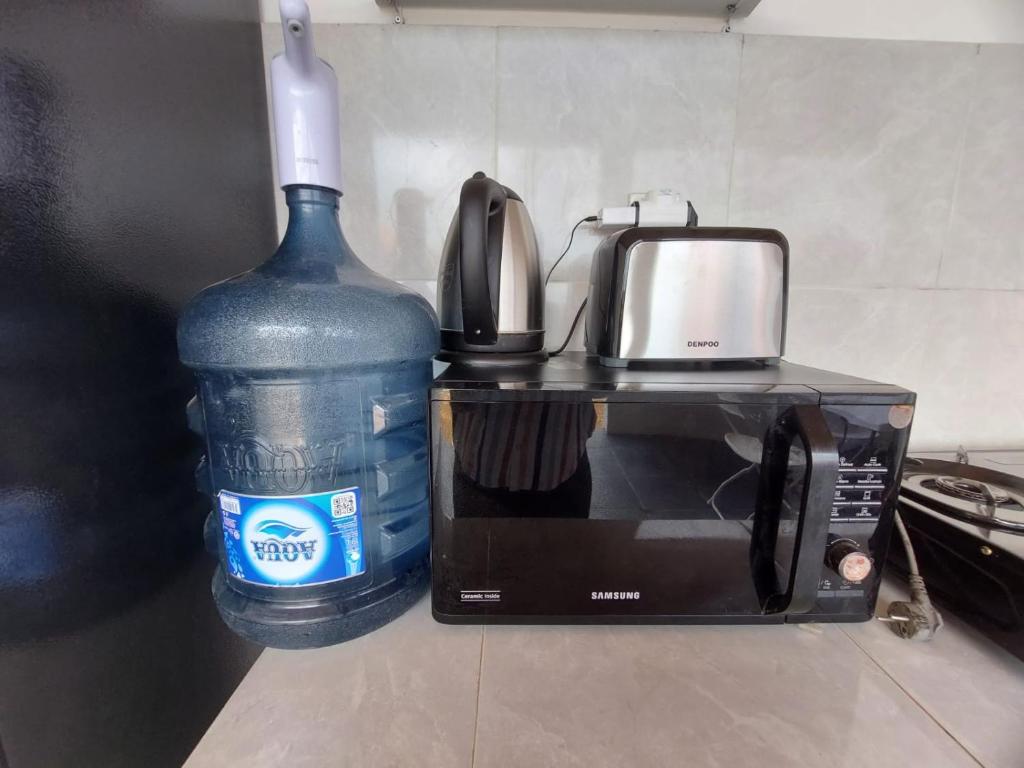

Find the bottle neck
[[283, 183, 342, 238], [274, 185, 355, 268]]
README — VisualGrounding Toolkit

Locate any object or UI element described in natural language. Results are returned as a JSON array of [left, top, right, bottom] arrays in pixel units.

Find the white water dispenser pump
[[271, 0, 343, 192]]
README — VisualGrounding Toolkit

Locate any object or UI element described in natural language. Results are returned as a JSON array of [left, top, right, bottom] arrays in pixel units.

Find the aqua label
[[218, 487, 365, 587]]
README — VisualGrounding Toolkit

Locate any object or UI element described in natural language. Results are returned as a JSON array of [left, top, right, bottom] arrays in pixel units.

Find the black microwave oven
[[429, 353, 914, 624]]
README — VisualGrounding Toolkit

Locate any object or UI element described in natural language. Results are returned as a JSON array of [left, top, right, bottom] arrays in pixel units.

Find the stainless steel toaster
[[584, 227, 788, 366]]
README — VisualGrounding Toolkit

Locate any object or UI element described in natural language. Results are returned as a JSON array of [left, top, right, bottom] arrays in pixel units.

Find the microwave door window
[[435, 400, 797, 617], [450, 401, 596, 518]]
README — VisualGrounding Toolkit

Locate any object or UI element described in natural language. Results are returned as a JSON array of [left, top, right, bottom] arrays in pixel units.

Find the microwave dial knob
[[826, 539, 873, 583]]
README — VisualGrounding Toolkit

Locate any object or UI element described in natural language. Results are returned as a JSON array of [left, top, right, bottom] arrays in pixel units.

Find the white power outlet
[[597, 189, 695, 228]]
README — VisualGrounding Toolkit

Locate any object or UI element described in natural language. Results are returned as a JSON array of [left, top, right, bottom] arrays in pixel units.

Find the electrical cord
[[549, 298, 587, 357], [708, 463, 756, 521], [545, 214, 597, 357], [545, 215, 598, 286], [880, 505, 943, 641]]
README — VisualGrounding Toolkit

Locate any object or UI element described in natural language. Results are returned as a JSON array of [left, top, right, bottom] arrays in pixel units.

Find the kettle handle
[[459, 172, 507, 346]]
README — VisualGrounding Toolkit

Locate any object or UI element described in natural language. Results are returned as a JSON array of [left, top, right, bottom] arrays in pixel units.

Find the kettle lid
[[469, 170, 523, 203]]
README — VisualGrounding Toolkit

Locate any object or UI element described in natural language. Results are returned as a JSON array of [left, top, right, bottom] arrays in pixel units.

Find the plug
[[880, 511, 943, 642], [881, 599, 943, 641], [879, 573, 943, 642]]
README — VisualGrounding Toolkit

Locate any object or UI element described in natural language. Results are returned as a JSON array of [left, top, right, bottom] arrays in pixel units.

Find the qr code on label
[[331, 490, 357, 519]]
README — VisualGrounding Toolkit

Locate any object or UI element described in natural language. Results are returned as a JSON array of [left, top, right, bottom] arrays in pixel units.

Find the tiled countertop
[[186, 580, 1023, 768]]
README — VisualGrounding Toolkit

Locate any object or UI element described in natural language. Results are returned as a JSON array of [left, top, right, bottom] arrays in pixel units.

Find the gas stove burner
[[901, 470, 1024, 535], [934, 475, 1012, 504]]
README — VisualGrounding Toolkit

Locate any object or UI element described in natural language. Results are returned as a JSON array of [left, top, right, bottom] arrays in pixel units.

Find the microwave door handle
[[753, 405, 839, 615]]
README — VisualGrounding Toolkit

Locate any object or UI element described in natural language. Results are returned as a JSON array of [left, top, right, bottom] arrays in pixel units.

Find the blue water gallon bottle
[[177, 0, 439, 648]]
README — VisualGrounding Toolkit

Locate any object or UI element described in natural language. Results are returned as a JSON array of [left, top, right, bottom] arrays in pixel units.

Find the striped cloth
[[452, 402, 597, 492]]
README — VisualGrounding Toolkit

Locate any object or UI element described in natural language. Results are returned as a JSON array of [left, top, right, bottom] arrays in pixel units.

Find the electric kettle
[[437, 172, 545, 364]]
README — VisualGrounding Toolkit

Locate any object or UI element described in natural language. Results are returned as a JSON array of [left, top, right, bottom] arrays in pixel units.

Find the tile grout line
[[491, 27, 500, 176], [469, 627, 486, 768], [789, 284, 1022, 294], [837, 625, 986, 768], [487, 279, 1024, 295], [723, 33, 745, 227], [933, 42, 982, 289]]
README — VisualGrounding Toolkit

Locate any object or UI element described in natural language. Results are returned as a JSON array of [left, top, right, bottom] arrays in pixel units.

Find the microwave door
[[431, 397, 830, 620]]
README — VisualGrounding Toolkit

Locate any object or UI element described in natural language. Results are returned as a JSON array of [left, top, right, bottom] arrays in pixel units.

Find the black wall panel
[[0, 2, 277, 765]]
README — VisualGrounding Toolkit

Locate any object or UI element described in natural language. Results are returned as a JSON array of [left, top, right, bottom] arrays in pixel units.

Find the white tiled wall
[[730, 37, 977, 289], [262, 25, 1024, 450]]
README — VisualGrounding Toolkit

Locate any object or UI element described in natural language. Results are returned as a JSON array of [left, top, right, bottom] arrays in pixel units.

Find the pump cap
[[271, 0, 343, 193]]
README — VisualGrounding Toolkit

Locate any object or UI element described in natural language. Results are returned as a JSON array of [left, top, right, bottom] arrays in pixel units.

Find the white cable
[[893, 505, 937, 615], [708, 463, 756, 520]]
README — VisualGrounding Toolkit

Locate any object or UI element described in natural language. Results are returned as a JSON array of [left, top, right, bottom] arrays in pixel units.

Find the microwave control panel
[[831, 455, 887, 522], [800, 402, 911, 620], [814, 453, 894, 607]]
